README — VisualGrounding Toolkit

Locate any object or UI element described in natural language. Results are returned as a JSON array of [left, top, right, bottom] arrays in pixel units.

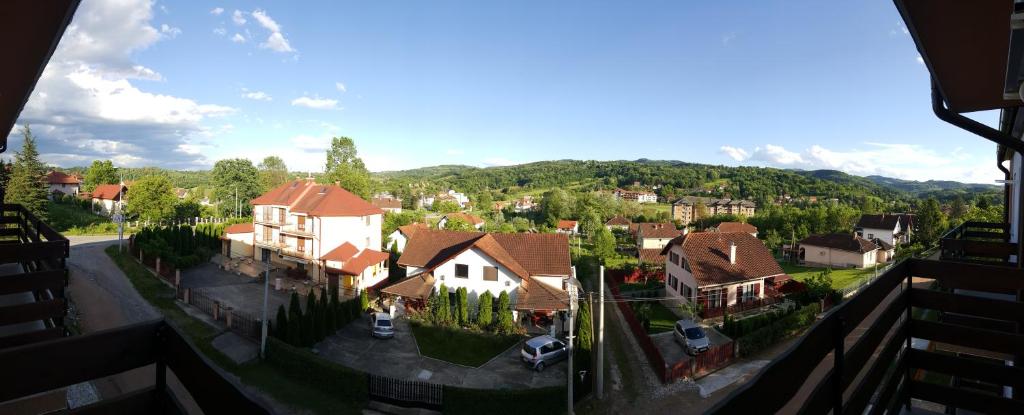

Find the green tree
[[763, 229, 783, 256], [496, 291, 514, 334], [576, 300, 593, 353], [323, 137, 371, 198], [456, 287, 469, 326], [435, 284, 452, 326], [5, 126, 49, 220], [432, 199, 460, 213], [916, 198, 947, 245], [174, 199, 202, 219], [579, 208, 602, 237], [83, 159, 118, 192], [359, 289, 370, 312], [302, 291, 317, 346], [949, 196, 967, 222], [540, 188, 575, 227], [210, 158, 262, 217], [477, 290, 493, 329], [443, 215, 474, 231], [258, 156, 289, 191], [0, 160, 9, 192], [476, 191, 493, 212], [592, 226, 616, 261], [125, 175, 177, 221], [274, 305, 288, 340]]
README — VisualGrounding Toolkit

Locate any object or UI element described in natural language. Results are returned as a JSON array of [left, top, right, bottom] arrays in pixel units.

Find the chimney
[[729, 242, 737, 265]]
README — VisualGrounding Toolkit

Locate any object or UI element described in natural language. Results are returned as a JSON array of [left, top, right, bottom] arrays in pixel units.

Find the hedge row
[[735, 302, 821, 357], [442, 385, 566, 415], [265, 337, 369, 406], [133, 225, 211, 269]]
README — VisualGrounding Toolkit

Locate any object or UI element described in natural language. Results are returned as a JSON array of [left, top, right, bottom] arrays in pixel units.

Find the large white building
[[250, 179, 389, 296]]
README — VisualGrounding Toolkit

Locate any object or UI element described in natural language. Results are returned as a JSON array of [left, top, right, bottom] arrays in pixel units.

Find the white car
[[370, 312, 394, 339], [673, 319, 709, 355]]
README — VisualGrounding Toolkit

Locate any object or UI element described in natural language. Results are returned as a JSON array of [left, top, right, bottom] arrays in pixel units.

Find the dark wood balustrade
[[939, 221, 1017, 266]]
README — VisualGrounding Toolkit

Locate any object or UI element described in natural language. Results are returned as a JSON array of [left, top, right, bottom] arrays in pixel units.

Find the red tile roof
[[557, 220, 578, 230], [224, 223, 254, 234], [638, 248, 666, 264], [636, 222, 681, 239], [371, 197, 402, 209], [46, 171, 81, 185], [661, 232, 785, 287], [251, 179, 382, 217], [336, 249, 390, 276], [799, 233, 879, 253], [442, 212, 484, 226], [322, 242, 359, 262], [91, 184, 125, 201], [605, 216, 631, 226], [380, 273, 435, 300], [397, 223, 428, 237], [397, 229, 571, 278], [515, 280, 570, 310], [715, 222, 757, 234]]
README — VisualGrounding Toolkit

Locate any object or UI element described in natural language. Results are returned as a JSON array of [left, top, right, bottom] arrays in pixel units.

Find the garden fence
[[187, 288, 263, 340], [367, 374, 443, 409], [606, 275, 669, 383]]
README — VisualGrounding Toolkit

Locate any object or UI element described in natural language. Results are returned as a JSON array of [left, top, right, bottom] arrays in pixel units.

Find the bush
[[477, 291, 493, 329], [495, 291, 515, 335], [456, 287, 469, 326], [359, 289, 370, 312], [435, 284, 452, 327], [274, 305, 288, 341], [265, 337, 368, 406], [735, 303, 821, 357], [442, 386, 565, 415]]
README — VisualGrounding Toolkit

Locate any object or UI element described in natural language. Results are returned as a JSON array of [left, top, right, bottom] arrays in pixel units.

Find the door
[[298, 215, 306, 231]]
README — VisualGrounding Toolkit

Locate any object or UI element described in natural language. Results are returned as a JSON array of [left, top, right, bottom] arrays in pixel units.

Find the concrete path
[[696, 360, 770, 398]]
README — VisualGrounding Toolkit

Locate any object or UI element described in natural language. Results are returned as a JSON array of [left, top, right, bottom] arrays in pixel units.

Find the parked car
[[521, 335, 567, 372], [370, 312, 395, 339], [674, 319, 709, 355]]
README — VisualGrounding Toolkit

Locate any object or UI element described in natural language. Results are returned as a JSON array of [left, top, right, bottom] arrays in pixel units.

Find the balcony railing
[[280, 246, 312, 259], [254, 239, 287, 249], [280, 223, 315, 237], [0, 204, 69, 348], [939, 221, 1017, 266], [710, 258, 1024, 414], [254, 215, 284, 226], [0, 319, 270, 413]]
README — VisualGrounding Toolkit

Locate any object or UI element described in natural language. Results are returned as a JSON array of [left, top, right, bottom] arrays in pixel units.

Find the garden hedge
[[735, 302, 821, 357], [442, 385, 566, 415], [265, 337, 368, 406]]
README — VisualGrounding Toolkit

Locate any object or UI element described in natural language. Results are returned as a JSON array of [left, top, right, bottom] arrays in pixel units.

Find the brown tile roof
[[91, 184, 125, 201], [856, 214, 902, 230], [251, 179, 383, 217], [442, 212, 484, 226], [800, 233, 879, 254], [715, 222, 757, 234], [224, 223, 254, 234], [337, 249, 390, 276], [638, 248, 666, 264], [371, 197, 402, 209], [515, 281, 569, 311], [662, 232, 786, 287], [380, 273, 435, 299], [46, 171, 80, 185], [605, 216, 630, 226], [557, 220, 577, 230], [397, 229, 571, 278], [322, 242, 359, 262], [397, 223, 428, 237], [636, 222, 681, 239]]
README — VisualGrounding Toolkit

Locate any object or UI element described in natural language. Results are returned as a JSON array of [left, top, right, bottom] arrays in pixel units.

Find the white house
[[372, 197, 403, 213], [223, 223, 255, 259], [636, 222, 683, 264], [437, 212, 485, 230], [556, 220, 579, 235], [661, 231, 789, 312], [383, 230, 575, 316], [798, 233, 880, 269], [855, 214, 911, 246], [250, 179, 388, 297], [614, 188, 658, 203], [386, 222, 428, 252], [90, 184, 127, 215], [605, 216, 631, 231], [45, 171, 81, 199]]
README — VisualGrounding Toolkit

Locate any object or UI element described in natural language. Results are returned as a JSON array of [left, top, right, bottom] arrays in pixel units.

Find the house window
[[682, 258, 691, 272], [297, 215, 306, 231], [455, 264, 469, 278], [742, 283, 757, 302], [297, 239, 305, 252], [365, 216, 371, 226], [708, 288, 723, 308], [669, 251, 680, 266], [682, 285, 693, 302], [278, 233, 285, 244], [483, 266, 498, 281]]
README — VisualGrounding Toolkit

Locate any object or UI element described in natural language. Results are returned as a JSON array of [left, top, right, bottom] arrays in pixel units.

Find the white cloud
[[719, 146, 749, 161], [232, 10, 246, 26], [210, 7, 224, 16], [291, 96, 338, 110], [262, 31, 294, 53], [250, 9, 281, 33], [752, 144, 804, 165], [231, 33, 246, 43], [335, 82, 347, 93], [213, 27, 226, 36], [241, 90, 271, 101], [916, 55, 924, 65], [160, 24, 181, 38], [721, 32, 737, 45]]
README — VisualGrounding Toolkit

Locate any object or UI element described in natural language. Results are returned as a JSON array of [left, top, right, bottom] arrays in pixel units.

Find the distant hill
[[864, 175, 997, 194]]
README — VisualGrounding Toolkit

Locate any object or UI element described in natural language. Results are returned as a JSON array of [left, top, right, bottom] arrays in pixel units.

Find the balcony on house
[[939, 221, 1017, 266], [254, 206, 286, 226], [280, 216, 315, 238]]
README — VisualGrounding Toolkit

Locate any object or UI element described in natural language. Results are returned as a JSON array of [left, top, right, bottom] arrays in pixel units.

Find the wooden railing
[[709, 258, 1024, 414], [0, 319, 271, 413], [0, 204, 69, 349], [939, 221, 1017, 265]]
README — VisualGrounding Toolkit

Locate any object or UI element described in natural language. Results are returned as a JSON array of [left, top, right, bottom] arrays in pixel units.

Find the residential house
[[437, 212, 485, 230], [223, 223, 255, 259], [382, 230, 576, 318], [605, 216, 631, 231], [250, 179, 388, 296], [371, 196, 403, 213], [613, 188, 658, 203], [420, 189, 470, 209], [386, 222, 428, 252], [173, 187, 189, 200], [712, 221, 758, 237], [661, 232, 789, 313], [798, 233, 880, 269], [855, 214, 911, 246], [90, 183, 127, 215], [514, 195, 538, 212], [671, 196, 756, 225], [636, 222, 683, 264], [556, 220, 579, 235], [45, 171, 81, 199]]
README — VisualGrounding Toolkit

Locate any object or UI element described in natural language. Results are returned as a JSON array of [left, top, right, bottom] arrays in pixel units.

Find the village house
[[437, 212, 485, 230], [661, 231, 789, 313], [636, 222, 684, 264], [855, 213, 912, 246], [556, 220, 579, 235], [382, 229, 576, 320], [712, 221, 758, 237], [798, 233, 881, 269], [173, 187, 189, 200], [513, 195, 538, 212], [419, 189, 470, 209], [613, 188, 658, 204], [386, 222, 428, 252], [371, 196, 403, 213], [45, 171, 81, 199], [223, 223, 255, 259], [671, 196, 756, 225], [250, 179, 389, 296], [89, 183, 127, 215], [604, 216, 631, 231]]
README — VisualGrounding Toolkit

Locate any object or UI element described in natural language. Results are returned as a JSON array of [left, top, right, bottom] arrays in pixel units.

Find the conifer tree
[[274, 305, 288, 340], [5, 125, 49, 220]]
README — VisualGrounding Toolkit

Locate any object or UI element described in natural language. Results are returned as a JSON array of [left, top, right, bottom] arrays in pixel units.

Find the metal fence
[[186, 288, 262, 340], [367, 374, 443, 409]]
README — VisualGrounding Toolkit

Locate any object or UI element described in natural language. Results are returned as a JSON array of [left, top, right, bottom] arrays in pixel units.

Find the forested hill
[[374, 159, 998, 205]]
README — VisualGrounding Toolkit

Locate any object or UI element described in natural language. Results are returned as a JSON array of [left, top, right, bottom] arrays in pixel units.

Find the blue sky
[[6, 0, 1000, 183]]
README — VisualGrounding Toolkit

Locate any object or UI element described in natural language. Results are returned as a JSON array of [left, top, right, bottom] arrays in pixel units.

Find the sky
[[4, 0, 1003, 183]]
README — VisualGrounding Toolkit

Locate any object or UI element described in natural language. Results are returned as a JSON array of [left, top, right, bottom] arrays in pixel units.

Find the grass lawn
[[48, 202, 117, 234], [779, 262, 878, 289], [409, 322, 521, 367], [104, 246, 361, 414], [629, 300, 679, 334]]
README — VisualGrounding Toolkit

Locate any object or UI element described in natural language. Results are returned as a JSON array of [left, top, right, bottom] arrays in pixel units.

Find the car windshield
[[523, 344, 537, 356], [684, 327, 705, 340], [376, 320, 392, 327]]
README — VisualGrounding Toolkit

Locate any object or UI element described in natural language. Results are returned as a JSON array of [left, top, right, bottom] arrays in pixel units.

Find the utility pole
[[567, 295, 575, 415], [596, 266, 605, 399]]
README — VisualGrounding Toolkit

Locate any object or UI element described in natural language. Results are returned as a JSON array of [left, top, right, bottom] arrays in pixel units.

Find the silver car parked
[[674, 319, 710, 355], [370, 312, 394, 339], [521, 335, 567, 372]]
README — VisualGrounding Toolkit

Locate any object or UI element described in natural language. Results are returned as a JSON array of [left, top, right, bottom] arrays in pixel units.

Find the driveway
[[179, 262, 292, 317], [316, 317, 565, 389], [651, 323, 730, 367]]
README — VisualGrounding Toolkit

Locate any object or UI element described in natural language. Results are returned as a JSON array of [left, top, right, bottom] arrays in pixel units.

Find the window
[[483, 266, 498, 281], [278, 233, 285, 244], [742, 283, 757, 302], [682, 258, 691, 272], [669, 251, 680, 266], [297, 239, 305, 252], [708, 288, 723, 308], [365, 216, 371, 226], [297, 215, 305, 231], [455, 264, 469, 278], [682, 284, 693, 301]]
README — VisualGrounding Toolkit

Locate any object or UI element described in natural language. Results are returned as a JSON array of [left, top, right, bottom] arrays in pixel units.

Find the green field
[[410, 322, 521, 367], [779, 262, 879, 289], [629, 301, 679, 334]]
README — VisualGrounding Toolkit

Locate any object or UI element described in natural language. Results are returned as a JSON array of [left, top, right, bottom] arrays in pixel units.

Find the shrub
[[274, 304, 288, 341], [287, 310, 301, 346], [265, 337, 368, 406], [735, 303, 821, 357], [435, 284, 452, 327], [495, 291, 514, 335], [456, 287, 469, 326], [477, 290, 493, 329], [359, 289, 370, 312]]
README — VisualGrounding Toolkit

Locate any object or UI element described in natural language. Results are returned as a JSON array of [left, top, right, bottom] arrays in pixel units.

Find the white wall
[[860, 225, 897, 247], [387, 230, 408, 252], [664, 244, 698, 303], [640, 237, 674, 250], [802, 244, 875, 268], [426, 248, 522, 301], [315, 214, 381, 259], [227, 232, 254, 258]]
